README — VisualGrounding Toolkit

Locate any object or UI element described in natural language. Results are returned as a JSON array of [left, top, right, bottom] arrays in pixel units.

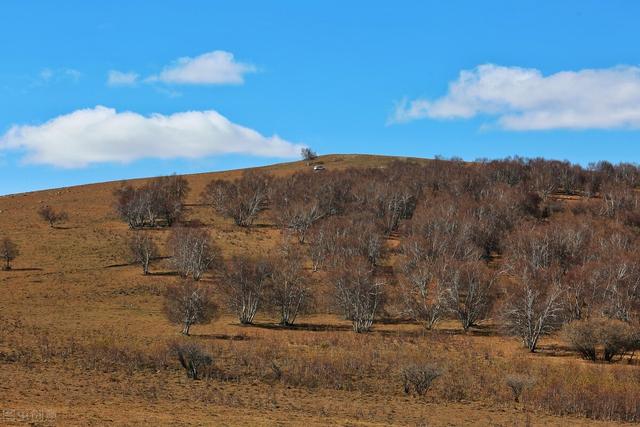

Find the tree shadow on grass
[[250, 322, 353, 332], [147, 271, 180, 277], [192, 333, 249, 341]]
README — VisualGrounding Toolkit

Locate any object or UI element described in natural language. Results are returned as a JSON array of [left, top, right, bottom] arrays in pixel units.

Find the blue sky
[[1, 1, 640, 195]]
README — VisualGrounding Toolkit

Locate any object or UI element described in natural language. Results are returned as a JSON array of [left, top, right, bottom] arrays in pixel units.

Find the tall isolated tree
[[168, 227, 220, 280], [221, 256, 273, 325], [164, 279, 219, 335], [126, 232, 159, 275], [300, 147, 318, 162], [0, 238, 19, 271]]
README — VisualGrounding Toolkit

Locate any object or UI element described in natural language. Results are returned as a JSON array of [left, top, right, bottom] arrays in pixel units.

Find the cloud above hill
[[389, 64, 640, 130], [0, 106, 303, 168]]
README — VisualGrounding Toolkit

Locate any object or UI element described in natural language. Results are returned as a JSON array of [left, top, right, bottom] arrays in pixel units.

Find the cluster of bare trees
[[115, 157, 640, 350], [126, 227, 219, 279], [500, 220, 640, 353], [114, 174, 190, 228], [202, 171, 271, 227]]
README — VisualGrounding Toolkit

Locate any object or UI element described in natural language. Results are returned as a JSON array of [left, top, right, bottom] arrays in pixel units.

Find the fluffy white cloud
[[107, 70, 139, 86], [147, 50, 256, 85], [390, 64, 640, 130], [0, 106, 303, 168]]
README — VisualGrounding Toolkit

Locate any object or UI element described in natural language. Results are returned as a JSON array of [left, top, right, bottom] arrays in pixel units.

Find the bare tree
[[164, 280, 219, 335], [598, 256, 640, 322], [440, 260, 495, 331], [202, 170, 271, 227], [126, 232, 159, 275], [268, 244, 310, 326], [114, 184, 147, 229], [221, 256, 273, 324], [167, 227, 220, 280], [398, 239, 444, 329], [0, 237, 19, 271], [502, 268, 564, 352], [37, 205, 68, 228], [330, 259, 385, 333]]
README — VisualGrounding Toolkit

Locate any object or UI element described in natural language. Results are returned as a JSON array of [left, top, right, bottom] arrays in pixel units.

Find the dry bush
[[401, 363, 442, 396], [170, 341, 214, 380], [167, 227, 220, 280], [126, 232, 159, 275], [221, 255, 273, 324], [563, 318, 638, 362], [37, 205, 68, 228], [163, 280, 219, 335], [505, 374, 535, 402], [0, 237, 19, 270]]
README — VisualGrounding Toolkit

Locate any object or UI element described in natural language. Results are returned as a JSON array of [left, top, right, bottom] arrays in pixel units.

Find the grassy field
[[0, 155, 635, 426]]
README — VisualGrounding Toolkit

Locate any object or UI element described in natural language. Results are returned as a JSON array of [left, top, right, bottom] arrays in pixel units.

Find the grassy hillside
[[0, 154, 631, 426]]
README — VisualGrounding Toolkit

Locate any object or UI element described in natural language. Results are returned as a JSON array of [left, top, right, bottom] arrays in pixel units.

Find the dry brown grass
[[0, 154, 636, 426]]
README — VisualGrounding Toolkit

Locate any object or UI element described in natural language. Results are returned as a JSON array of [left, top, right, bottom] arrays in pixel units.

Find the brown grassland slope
[[0, 154, 637, 426]]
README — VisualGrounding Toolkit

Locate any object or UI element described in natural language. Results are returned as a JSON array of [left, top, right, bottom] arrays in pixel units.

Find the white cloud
[[0, 106, 303, 168], [390, 64, 640, 130], [146, 50, 256, 85], [36, 67, 82, 85], [107, 70, 139, 86]]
